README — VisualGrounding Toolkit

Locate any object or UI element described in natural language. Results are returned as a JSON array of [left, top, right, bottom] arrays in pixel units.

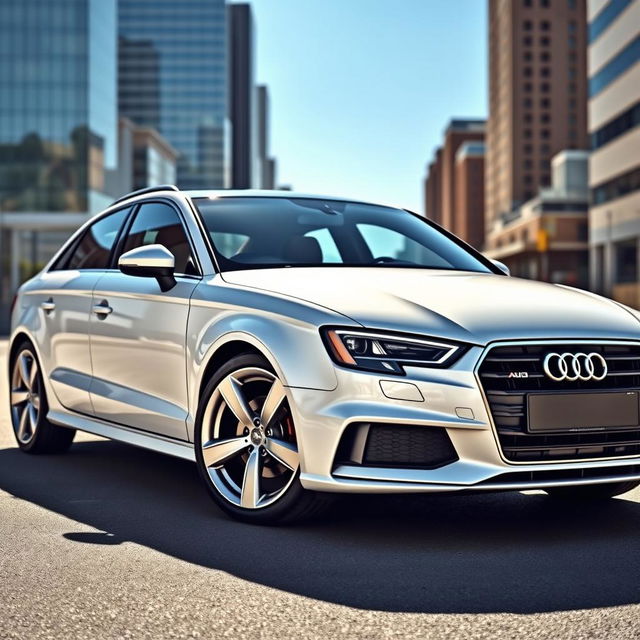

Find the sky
[[245, 0, 488, 213]]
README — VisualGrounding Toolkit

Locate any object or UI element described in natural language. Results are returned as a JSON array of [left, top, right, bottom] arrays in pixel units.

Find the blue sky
[[245, 0, 488, 212]]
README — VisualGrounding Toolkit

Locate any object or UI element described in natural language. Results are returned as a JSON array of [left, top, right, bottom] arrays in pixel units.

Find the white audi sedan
[[8, 186, 640, 523]]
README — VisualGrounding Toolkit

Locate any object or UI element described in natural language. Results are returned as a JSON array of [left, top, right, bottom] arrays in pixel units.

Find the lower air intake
[[335, 423, 458, 469]]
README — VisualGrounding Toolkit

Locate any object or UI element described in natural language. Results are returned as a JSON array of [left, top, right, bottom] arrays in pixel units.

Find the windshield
[[193, 196, 494, 274]]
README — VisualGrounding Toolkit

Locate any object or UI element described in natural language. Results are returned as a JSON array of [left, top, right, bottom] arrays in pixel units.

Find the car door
[[38, 207, 131, 415], [88, 201, 200, 440]]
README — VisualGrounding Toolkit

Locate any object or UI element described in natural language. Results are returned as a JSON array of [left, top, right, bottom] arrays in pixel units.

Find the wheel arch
[[197, 336, 276, 400], [8, 330, 35, 365]]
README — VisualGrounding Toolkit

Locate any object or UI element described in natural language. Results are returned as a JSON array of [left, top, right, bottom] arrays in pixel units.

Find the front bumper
[[288, 345, 640, 494]]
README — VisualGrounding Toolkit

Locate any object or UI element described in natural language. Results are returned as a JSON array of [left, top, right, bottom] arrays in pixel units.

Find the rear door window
[[53, 207, 130, 271]]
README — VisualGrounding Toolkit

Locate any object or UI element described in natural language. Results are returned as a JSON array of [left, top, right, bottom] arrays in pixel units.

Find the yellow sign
[[536, 228, 549, 252]]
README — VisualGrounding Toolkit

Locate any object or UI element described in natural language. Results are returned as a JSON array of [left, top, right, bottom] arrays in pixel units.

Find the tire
[[194, 353, 332, 524], [545, 480, 640, 500], [9, 340, 75, 454]]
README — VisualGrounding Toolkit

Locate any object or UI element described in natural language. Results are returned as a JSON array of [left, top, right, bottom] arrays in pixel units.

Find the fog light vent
[[335, 423, 458, 469]]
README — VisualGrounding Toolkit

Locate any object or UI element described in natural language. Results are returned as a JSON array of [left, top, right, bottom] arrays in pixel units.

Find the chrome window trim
[[473, 338, 640, 466]]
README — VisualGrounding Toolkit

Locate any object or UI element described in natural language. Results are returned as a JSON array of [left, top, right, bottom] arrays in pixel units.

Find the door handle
[[92, 300, 113, 317], [40, 298, 55, 313]]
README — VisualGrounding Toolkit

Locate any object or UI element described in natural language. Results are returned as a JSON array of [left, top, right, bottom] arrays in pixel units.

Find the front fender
[[186, 278, 360, 439]]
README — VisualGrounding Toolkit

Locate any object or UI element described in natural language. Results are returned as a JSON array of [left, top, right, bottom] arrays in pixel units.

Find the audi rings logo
[[543, 352, 608, 382]]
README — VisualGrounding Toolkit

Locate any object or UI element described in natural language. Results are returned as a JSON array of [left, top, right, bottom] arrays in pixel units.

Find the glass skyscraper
[[118, 0, 228, 189], [0, 0, 117, 213]]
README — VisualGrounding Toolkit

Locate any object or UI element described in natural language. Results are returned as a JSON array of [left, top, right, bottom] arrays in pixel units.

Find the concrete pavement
[[1, 340, 639, 639]]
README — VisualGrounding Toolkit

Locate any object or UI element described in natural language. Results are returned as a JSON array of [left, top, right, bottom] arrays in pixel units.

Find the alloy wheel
[[200, 367, 300, 509], [10, 349, 41, 445]]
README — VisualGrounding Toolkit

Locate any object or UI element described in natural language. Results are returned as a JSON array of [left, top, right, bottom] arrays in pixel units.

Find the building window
[[541, 67, 550, 77], [524, 51, 532, 62], [541, 82, 550, 93], [524, 113, 533, 123], [541, 51, 550, 62], [524, 66, 533, 77], [524, 190, 534, 200], [569, 67, 576, 80], [590, 101, 640, 150], [524, 129, 532, 139], [568, 113, 577, 126], [541, 21, 551, 31], [524, 144, 533, 154], [523, 20, 533, 30], [523, 97, 533, 108], [569, 51, 577, 63], [589, 0, 633, 44], [540, 159, 548, 170], [541, 97, 551, 108], [540, 36, 550, 46], [569, 128, 577, 140], [577, 222, 588, 241], [569, 97, 576, 109], [568, 20, 576, 34], [541, 113, 550, 123], [569, 82, 577, 93], [541, 129, 550, 139], [591, 167, 640, 205], [568, 0, 576, 9], [541, 174, 550, 186], [540, 144, 551, 154], [524, 0, 532, 6], [524, 159, 533, 169], [616, 240, 639, 284], [589, 35, 640, 97], [541, 0, 550, 6], [524, 35, 533, 46], [524, 175, 533, 185], [524, 82, 533, 92], [568, 35, 576, 48]]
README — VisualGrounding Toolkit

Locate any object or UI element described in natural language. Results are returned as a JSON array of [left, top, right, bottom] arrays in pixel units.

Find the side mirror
[[490, 259, 511, 276], [118, 244, 176, 292]]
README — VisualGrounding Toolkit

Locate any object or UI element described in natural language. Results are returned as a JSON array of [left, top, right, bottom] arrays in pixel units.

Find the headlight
[[322, 328, 467, 374]]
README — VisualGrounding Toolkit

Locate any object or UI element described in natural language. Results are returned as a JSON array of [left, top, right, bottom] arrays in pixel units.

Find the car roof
[[183, 189, 401, 209]]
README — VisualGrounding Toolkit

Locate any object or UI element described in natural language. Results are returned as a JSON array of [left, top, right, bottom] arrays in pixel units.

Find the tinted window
[[194, 197, 493, 274], [357, 224, 452, 268], [120, 202, 195, 275], [56, 207, 129, 271]]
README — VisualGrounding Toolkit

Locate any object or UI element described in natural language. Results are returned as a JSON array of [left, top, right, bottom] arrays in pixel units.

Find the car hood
[[222, 267, 640, 345]]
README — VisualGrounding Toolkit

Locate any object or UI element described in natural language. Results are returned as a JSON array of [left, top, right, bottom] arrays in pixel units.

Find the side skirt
[[47, 409, 196, 462]]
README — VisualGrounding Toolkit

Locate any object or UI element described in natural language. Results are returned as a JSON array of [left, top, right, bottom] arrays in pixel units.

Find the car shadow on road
[[1, 439, 639, 614]]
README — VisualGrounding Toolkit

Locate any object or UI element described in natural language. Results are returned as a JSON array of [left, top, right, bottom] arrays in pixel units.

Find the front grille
[[478, 343, 640, 462], [334, 423, 458, 469]]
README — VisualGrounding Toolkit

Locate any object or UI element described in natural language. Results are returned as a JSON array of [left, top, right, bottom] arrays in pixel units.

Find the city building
[[423, 119, 485, 244], [485, 0, 589, 239], [0, 0, 118, 214], [131, 126, 178, 191], [228, 3, 256, 189], [587, 0, 640, 306], [455, 142, 486, 249], [485, 150, 590, 287], [256, 85, 277, 190], [119, 0, 228, 189], [0, 0, 119, 331], [424, 148, 442, 224], [107, 118, 178, 199]]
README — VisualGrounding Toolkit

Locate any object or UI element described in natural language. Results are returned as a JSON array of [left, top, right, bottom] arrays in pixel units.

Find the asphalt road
[[1, 341, 639, 639]]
